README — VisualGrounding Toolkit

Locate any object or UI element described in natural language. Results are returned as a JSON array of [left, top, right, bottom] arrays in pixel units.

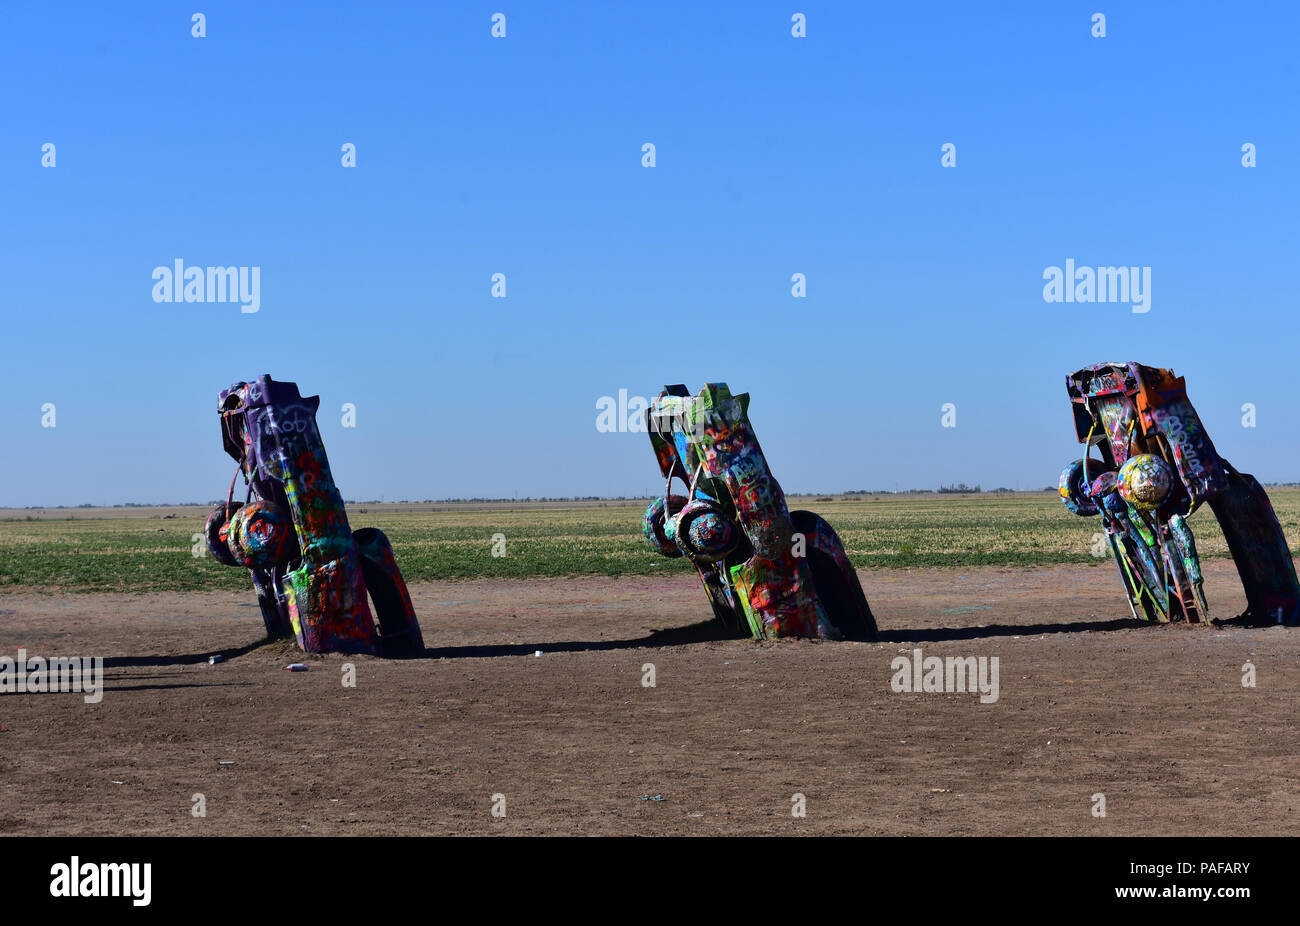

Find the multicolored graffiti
[[206, 375, 424, 655], [642, 383, 876, 640], [1059, 362, 1300, 625]]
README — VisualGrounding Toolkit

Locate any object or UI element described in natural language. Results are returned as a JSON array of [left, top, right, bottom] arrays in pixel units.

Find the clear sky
[[2, 1, 1298, 505]]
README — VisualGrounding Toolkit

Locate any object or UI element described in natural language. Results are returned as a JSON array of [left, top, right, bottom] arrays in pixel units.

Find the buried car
[[1059, 361, 1300, 625], [642, 383, 876, 641], [205, 374, 424, 655]]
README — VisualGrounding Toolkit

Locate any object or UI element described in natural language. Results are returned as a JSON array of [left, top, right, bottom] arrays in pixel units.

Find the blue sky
[[2, 1, 1298, 505]]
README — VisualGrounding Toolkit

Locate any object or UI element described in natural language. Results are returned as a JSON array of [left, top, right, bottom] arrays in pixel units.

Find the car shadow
[[885, 617, 1151, 642], [87, 614, 1181, 669], [410, 615, 1157, 658], [415, 618, 736, 660], [101, 638, 272, 669]]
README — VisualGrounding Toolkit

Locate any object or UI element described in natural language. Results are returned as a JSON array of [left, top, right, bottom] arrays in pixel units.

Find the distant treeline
[[15, 482, 1300, 509]]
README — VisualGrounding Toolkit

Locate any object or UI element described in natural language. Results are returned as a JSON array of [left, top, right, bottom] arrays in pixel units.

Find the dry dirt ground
[[2, 561, 1297, 836]]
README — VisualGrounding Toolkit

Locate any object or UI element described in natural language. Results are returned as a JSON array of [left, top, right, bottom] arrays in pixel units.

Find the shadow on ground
[[91, 615, 1175, 669]]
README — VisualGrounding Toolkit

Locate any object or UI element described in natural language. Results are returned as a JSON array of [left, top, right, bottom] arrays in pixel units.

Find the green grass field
[[3, 490, 1299, 592]]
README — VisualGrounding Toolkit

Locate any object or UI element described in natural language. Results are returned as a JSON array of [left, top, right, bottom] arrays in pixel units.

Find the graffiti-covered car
[[642, 383, 876, 640], [206, 375, 424, 655], [1059, 362, 1300, 625]]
